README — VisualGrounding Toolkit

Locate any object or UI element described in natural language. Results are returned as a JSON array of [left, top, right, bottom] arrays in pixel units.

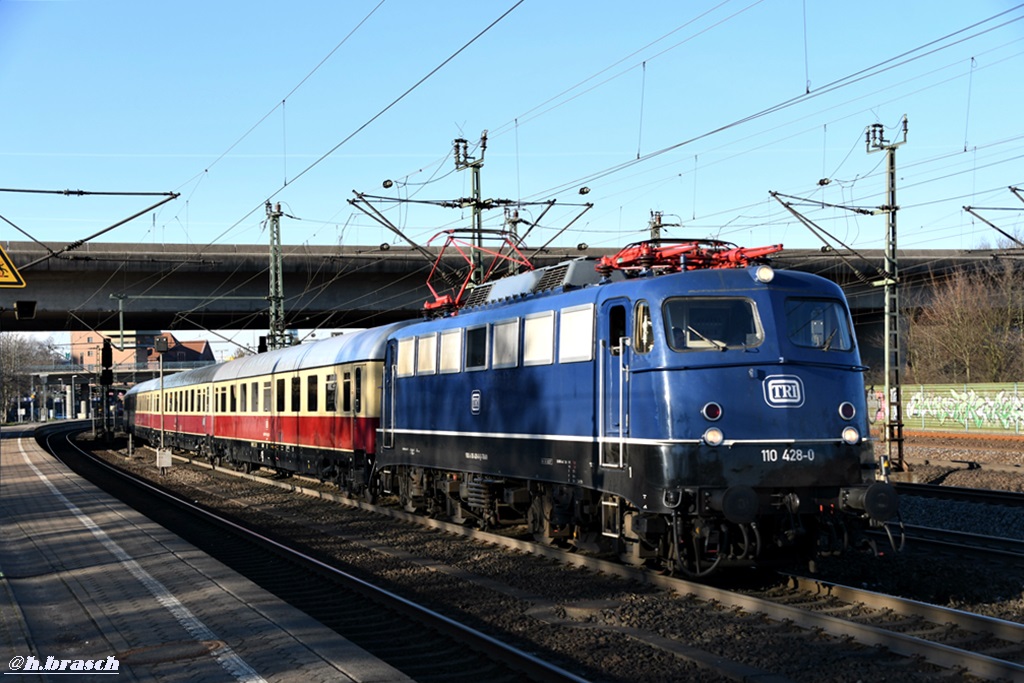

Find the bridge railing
[[22, 361, 216, 376]]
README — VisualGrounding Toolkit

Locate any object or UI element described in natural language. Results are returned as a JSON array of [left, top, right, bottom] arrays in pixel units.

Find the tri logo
[[763, 375, 804, 408]]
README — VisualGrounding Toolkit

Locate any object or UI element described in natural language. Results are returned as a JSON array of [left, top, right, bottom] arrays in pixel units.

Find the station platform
[[0, 426, 412, 682]]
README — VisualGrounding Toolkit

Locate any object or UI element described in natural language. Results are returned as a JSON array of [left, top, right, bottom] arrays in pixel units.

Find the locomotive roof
[[460, 257, 624, 310]]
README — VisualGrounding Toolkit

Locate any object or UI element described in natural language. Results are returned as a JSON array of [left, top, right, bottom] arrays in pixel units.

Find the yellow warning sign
[[0, 243, 26, 288]]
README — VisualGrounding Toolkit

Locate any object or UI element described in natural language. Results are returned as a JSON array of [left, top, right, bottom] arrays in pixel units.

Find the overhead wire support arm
[[526, 202, 594, 261], [963, 206, 1024, 249], [17, 192, 180, 270], [348, 191, 441, 265], [768, 191, 879, 286]]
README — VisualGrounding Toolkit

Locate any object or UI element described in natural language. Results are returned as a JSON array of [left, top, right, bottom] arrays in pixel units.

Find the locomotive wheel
[[527, 493, 556, 545]]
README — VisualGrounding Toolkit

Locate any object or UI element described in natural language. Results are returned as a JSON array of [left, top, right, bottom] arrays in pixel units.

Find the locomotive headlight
[[703, 427, 725, 447], [841, 426, 861, 445], [754, 265, 775, 283], [838, 402, 856, 420]]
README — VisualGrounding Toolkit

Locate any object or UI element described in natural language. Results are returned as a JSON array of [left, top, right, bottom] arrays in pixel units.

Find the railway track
[[896, 481, 1024, 507], [63, 433, 1024, 681], [43, 425, 589, 683]]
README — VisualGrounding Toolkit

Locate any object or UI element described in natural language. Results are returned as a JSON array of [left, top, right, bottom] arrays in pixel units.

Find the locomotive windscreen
[[663, 297, 762, 351], [784, 298, 854, 351]]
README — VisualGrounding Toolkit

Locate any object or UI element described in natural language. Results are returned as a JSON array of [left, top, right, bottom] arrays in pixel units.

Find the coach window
[[492, 319, 519, 369], [342, 372, 352, 413], [439, 329, 461, 373], [250, 382, 258, 412], [239, 383, 247, 413], [325, 374, 337, 412], [276, 379, 286, 412], [263, 381, 272, 412], [559, 304, 595, 363], [230, 385, 237, 413], [417, 333, 437, 375], [633, 301, 653, 354], [523, 311, 555, 366], [219, 387, 227, 413], [307, 375, 318, 412], [291, 377, 301, 412], [465, 325, 488, 371]]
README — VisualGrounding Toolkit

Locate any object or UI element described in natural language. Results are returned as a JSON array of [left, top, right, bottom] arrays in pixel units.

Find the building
[[69, 331, 215, 379]]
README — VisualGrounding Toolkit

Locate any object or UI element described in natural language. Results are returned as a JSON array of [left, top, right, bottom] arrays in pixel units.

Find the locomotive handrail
[[632, 359, 870, 374]]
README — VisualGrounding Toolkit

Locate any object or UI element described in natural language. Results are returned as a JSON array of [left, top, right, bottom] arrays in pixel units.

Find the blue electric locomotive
[[374, 241, 897, 574]]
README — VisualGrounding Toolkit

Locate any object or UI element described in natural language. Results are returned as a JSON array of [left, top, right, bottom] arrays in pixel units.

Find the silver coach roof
[[126, 321, 416, 396]]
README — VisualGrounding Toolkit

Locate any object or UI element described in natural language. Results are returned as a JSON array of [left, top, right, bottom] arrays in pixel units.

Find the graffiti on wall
[[904, 385, 1024, 431]]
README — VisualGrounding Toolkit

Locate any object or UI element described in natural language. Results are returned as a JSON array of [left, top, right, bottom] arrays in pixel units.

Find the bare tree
[[905, 261, 1024, 383], [1, 334, 61, 422]]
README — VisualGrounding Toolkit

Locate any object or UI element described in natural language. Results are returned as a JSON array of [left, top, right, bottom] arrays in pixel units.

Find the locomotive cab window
[[633, 301, 653, 354], [784, 298, 853, 351], [664, 297, 762, 351]]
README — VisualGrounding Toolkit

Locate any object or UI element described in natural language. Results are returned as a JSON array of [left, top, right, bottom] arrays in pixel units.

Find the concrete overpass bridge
[[0, 239, 1002, 371]]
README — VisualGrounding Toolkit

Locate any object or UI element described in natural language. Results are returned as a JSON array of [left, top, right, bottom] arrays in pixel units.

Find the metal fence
[[879, 383, 1024, 435]]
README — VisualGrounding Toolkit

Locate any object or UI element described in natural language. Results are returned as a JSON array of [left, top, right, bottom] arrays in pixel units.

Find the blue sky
[[2, 0, 1023, 262]]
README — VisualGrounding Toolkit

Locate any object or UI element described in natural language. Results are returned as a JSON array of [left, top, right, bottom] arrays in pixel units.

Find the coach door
[[381, 340, 398, 449], [599, 298, 631, 468]]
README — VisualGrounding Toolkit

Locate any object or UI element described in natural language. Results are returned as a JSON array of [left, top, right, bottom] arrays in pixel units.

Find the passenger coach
[[126, 322, 413, 488]]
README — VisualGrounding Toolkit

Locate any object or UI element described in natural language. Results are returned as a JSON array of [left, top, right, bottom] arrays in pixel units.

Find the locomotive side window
[[608, 304, 626, 355], [439, 329, 462, 373], [664, 297, 762, 351], [396, 337, 416, 377], [492, 319, 519, 369], [784, 298, 853, 351], [559, 304, 595, 363], [465, 325, 488, 371], [417, 333, 438, 375], [523, 311, 555, 366], [634, 301, 653, 354]]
